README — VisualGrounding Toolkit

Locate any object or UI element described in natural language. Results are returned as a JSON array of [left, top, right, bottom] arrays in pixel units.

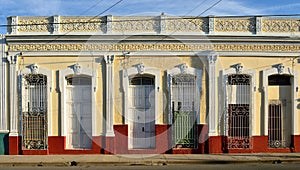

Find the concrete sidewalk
[[0, 153, 300, 166]]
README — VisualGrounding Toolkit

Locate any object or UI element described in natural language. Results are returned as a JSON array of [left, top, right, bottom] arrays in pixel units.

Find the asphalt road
[[0, 163, 300, 170]]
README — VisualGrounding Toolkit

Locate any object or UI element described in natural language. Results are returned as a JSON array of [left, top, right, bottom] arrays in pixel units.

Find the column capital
[[105, 55, 114, 64], [207, 53, 218, 65]]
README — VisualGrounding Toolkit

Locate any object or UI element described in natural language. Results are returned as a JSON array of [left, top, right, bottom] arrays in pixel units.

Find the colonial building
[[1, 15, 300, 155]]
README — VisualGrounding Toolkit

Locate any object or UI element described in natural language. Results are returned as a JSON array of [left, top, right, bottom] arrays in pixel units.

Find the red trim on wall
[[208, 136, 223, 154], [252, 136, 268, 152], [113, 124, 170, 154], [46, 136, 103, 155], [8, 136, 21, 155], [292, 135, 300, 152]]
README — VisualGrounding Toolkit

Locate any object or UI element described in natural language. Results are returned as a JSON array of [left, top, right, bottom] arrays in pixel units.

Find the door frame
[[66, 84, 92, 149], [19, 64, 53, 137], [122, 63, 160, 149], [262, 64, 298, 136], [59, 63, 97, 140]]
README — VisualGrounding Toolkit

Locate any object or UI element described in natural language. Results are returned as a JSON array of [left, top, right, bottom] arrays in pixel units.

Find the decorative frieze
[[262, 18, 300, 32], [60, 16, 105, 33], [214, 17, 256, 32], [7, 15, 300, 34], [9, 43, 300, 52], [18, 16, 52, 32], [112, 16, 160, 33], [166, 17, 208, 32]]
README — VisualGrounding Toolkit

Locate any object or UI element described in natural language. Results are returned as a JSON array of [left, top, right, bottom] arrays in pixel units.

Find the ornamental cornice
[[8, 43, 300, 52]]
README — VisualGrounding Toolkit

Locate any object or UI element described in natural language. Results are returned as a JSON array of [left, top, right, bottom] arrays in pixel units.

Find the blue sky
[[1, 0, 300, 34]]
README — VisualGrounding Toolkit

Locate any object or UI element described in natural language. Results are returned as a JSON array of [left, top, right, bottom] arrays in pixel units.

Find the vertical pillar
[[0, 35, 9, 155], [256, 16, 262, 35], [8, 16, 18, 35], [52, 15, 60, 34], [208, 16, 215, 34], [104, 55, 115, 137], [0, 35, 8, 132], [106, 15, 113, 34], [8, 53, 21, 155], [207, 53, 222, 153], [160, 13, 166, 34]]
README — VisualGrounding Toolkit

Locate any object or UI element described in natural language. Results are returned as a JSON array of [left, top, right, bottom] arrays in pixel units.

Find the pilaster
[[207, 53, 218, 136], [0, 35, 8, 133], [256, 16, 262, 35], [104, 55, 115, 136], [8, 53, 21, 136]]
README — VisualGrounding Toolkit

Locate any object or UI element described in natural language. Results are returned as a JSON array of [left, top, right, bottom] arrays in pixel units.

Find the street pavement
[[0, 153, 300, 167]]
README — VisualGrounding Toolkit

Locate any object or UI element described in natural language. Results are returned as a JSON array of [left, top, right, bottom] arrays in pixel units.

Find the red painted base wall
[[8, 136, 20, 155], [7, 132, 300, 154]]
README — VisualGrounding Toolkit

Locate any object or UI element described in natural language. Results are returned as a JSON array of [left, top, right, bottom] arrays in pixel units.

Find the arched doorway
[[128, 74, 155, 149], [65, 76, 92, 149]]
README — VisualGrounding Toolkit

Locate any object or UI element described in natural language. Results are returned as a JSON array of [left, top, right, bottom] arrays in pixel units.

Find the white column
[[207, 53, 218, 136], [8, 53, 21, 136], [0, 35, 8, 133], [104, 55, 115, 136]]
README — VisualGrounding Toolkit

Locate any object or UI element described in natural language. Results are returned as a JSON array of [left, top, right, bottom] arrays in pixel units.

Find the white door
[[66, 85, 92, 149], [129, 85, 155, 149]]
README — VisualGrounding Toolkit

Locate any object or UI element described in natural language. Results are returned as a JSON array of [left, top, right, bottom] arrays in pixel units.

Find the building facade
[[1, 15, 300, 155]]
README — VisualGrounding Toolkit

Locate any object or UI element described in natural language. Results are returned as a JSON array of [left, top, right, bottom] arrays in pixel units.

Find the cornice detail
[[8, 43, 300, 52]]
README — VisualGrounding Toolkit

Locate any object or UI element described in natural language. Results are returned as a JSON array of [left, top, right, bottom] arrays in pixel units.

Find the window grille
[[226, 74, 251, 149], [171, 74, 197, 148], [22, 74, 48, 150], [268, 100, 287, 148]]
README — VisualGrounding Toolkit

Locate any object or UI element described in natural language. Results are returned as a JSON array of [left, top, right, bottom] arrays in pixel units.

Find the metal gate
[[226, 74, 250, 149], [22, 74, 48, 150], [268, 100, 285, 148], [171, 74, 197, 148]]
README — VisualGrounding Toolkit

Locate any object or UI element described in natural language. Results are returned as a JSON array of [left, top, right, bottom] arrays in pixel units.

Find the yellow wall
[[218, 56, 299, 135], [18, 56, 104, 136], [18, 55, 300, 136], [113, 55, 206, 125]]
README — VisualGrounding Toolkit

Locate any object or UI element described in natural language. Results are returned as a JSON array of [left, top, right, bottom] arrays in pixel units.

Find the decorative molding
[[262, 18, 300, 32], [262, 64, 298, 135], [207, 53, 218, 64], [19, 64, 53, 135], [137, 63, 145, 74], [112, 16, 159, 33], [8, 43, 300, 52], [275, 63, 284, 74], [18, 16, 52, 33], [59, 64, 97, 136], [7, 16, 300, 34], [232, 63, 243, 74], [214, 18, 256, 32], [60, 16, 105, 33], [179, 63, 188, 73], [166, 17, 208, 32], [72, 63, 81, 75]]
